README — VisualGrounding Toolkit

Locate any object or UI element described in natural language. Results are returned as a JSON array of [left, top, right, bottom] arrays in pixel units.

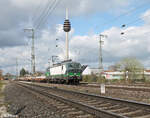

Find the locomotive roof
[[50, 60, 80, 68]]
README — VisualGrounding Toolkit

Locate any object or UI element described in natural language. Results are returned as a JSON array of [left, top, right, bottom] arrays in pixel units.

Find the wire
[[36, 0, 61, 29], [40, 0, 61, 28], [95, 1, 150, 29], [35, 0, 57, 29], [32, 0, 44, 22], [34, 0, 55, 28], [125, 13, 150, 26]]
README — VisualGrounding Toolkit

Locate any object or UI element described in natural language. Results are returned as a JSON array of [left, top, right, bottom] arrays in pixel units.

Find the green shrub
[[82, 74, 98, 83], [0, 80, 2, 90]]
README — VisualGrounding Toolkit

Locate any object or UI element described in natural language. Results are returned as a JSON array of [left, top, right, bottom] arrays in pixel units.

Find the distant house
[[101, 70, 150, 80], [102, 71, 124, 80], [82, 67, 150, 80], [82, 67, 123, 79], [143, 70, 150, 80]]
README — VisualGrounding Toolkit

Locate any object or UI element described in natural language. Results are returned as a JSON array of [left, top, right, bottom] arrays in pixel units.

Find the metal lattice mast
[[99, 34, 107, 74], [32, 29, 35, 74], [24, 28, 35, 74], [99, 35, 103, 70], [16, 58, 18, 79]]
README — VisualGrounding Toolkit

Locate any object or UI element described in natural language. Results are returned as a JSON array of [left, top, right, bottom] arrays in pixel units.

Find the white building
[[102, 71, 124, 79], [83, 67, 150, 80], [82, 67, 99, 75]]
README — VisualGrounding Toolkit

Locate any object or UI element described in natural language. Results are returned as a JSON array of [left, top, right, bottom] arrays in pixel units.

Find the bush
[[82, 74, 98, 83], [0, 80, 2, 90]]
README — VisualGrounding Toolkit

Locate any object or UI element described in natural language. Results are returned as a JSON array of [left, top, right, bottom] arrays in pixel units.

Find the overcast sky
[[1, 0, 150, 74]]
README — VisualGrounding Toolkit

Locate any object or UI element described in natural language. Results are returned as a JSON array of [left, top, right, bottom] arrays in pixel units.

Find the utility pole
[[16, 58, 18, 79], [99, 34, 107, 75], [48, 59, 51, 68], [63, 8, 71, 60], [24, 28, 35, 75]]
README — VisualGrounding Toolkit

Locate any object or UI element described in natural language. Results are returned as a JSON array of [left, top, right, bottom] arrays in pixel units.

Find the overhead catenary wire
[[39, 0, 62, 28], [35, 0, 58, 29], [120, 13, 150, 35], [34, 0, 56, 29], [125, 13, 150, 26], [95, 1, 150, 30], [32, 0, 46, 22]]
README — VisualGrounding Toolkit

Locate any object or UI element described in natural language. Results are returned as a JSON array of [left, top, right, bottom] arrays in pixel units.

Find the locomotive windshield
[[67, 63, 81, 69], [66, 62, 82, 73]]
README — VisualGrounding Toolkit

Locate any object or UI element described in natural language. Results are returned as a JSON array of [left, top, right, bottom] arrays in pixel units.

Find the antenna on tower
[[66, 8, 68, 19]]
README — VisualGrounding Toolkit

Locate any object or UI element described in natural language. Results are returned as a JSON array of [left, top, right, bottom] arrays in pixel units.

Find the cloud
[[141, 9, 150, 24], [0, 0, 131, 49], [1, 0, 150, 74], [56, 0, 130, 16]]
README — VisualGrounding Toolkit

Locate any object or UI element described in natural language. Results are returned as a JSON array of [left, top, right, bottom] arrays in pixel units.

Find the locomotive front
[[65, 62, 82, 84]]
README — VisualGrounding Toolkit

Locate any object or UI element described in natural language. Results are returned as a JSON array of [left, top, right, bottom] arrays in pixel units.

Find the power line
[[40, 0, 62, 28], [32, 0, 45, 22], [95, 1, 150, 29], [120, 12, 150, 34], [125, 13, 150, 26], [33, 0, 54, 28], [35, 0, 57, 29]]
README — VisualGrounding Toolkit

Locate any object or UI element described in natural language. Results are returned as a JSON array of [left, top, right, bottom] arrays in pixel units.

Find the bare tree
[[116, 57, 144, 80]]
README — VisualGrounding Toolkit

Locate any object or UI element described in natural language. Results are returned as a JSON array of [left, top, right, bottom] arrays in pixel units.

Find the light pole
[[99, 34, 107, 75], [48, 59, 51, 68], [24, 28, 35, 75]]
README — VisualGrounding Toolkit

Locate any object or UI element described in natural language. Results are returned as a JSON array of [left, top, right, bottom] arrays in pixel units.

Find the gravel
[[30, 82, 150, 104], [4, 82, 65, 118]]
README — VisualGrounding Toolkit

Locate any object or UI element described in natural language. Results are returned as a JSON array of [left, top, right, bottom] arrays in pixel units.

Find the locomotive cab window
[[67, 63, 81, 69]]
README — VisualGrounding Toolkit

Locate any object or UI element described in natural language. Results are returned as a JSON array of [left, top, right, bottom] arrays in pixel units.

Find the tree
[[116, 57, 144, 80], [4, 73, 13, 79], [0, 70, 3, 78], [20, 68, 26, 77], [108, 65, 120, 71]]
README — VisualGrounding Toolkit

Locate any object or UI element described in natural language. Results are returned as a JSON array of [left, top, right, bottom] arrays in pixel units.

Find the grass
[[0, 80, 4, 97], [82, 75, 150, 85], [0, 80, 3, 91]]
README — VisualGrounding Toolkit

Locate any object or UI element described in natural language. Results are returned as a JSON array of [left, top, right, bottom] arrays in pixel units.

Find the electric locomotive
[[47, 60, 86, 84]]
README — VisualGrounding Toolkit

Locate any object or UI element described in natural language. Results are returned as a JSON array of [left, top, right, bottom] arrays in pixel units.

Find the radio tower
[[63, 8, 71, 60]]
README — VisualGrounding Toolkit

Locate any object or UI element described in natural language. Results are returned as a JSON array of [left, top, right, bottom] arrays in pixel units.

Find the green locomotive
[[46, 60, 86, 84]]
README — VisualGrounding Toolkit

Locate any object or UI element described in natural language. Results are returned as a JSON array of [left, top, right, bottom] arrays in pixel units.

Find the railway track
[[17, 82, 150, 118], [79, 83, 150, 92]]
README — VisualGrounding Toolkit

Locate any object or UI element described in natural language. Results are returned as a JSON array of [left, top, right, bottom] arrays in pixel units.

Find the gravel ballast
[[29, 82, 150, 104], [4, 82, 65, 118]]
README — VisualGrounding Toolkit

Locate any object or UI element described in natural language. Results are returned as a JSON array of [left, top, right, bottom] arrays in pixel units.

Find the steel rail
[[23, 82, 150, 109], [17, 82, 127, 118]]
